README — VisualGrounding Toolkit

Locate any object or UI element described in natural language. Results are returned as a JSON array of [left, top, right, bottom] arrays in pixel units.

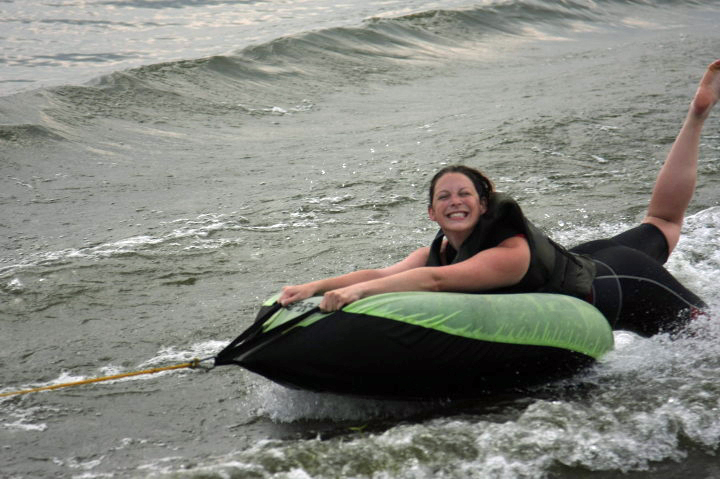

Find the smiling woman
[[278, 59, 720, 337], [427, 169, 490, 246]]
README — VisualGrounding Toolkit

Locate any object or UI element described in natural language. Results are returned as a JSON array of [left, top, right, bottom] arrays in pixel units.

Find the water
[[1, 0, 720, 477]]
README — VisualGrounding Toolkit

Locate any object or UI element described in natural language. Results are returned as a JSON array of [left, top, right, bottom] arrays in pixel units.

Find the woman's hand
[[278, 283, 317, 306], [319, 284, 365, 312], [279, 282, 364, 311], [278, 247, 430, 309]]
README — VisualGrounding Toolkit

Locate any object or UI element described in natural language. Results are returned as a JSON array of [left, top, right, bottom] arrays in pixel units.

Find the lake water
[[2, 0, 720, 477]]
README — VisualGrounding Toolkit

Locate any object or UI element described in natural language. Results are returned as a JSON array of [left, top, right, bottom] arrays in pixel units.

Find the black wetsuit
[[571, 223, 705, 336]]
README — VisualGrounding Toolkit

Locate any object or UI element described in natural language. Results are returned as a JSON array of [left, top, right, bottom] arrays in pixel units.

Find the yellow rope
[[0, 359, 202, 398]]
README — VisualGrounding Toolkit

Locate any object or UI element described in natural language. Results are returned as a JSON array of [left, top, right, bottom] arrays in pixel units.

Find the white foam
[[52, 455, 105, 470], [4, 277, 24, 292], [247, 380, 437, 423], [0, 405, 51, 432], [139, 341, 227, 368], [667, 206, 720, 296], [0, 212, 266, 276]]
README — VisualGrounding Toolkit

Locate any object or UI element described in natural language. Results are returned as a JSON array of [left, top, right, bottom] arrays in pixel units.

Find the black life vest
[[425, 192, 596, 298]]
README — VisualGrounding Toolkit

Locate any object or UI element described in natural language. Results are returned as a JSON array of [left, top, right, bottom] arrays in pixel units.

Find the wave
[[98, 0, 262, 9], [0, 124, 66, 143], [1, 0, 712, 142]]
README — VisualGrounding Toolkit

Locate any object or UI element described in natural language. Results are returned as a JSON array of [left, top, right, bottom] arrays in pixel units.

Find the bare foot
[[691, 59, 720, 119]]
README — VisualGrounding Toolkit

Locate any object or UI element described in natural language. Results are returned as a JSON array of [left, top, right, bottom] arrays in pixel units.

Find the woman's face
[[428, 172, 487, 238]]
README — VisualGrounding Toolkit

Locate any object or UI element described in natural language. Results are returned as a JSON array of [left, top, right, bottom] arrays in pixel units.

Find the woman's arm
[[318, 235, 530, 311], [277, 246, 431, 306]]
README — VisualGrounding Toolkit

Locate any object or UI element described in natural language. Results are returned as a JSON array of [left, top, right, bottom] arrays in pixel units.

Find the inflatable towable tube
[[215, 292, 614, 400]]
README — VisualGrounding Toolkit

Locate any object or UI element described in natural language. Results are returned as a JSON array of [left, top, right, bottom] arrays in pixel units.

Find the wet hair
[[428, 165, 494, 206]]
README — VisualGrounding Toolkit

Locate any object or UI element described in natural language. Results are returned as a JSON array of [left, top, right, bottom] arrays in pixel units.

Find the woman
[[279, 59, 720, 336]]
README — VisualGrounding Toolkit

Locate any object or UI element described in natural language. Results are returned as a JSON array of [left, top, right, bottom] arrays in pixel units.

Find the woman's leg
[[588, 245, 705, 335], [643, 59, 720, 254]]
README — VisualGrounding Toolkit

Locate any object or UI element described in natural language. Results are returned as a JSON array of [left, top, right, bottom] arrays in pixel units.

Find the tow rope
[[0, 356, 215, 398], [2, 302, 291, 399]]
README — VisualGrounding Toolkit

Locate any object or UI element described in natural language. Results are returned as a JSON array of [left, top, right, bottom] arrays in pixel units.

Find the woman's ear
[[428, 205, 437, 222], [479, 197, 488, 215]]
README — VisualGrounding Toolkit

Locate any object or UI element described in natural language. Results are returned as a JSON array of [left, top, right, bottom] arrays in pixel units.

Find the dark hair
[[428, 165, 494, 206]]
